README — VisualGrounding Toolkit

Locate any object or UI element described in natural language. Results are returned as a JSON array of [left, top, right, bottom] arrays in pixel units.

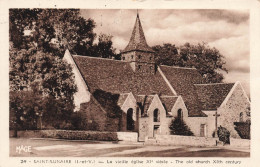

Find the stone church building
[[63, 14, 250, 141]]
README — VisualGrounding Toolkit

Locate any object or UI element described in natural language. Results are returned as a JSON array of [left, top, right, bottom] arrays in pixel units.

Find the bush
[[169, 117, 194, 136], [234, 122, 251, 139], [53, 130, 119, 141], [217, 126, 230, 144]]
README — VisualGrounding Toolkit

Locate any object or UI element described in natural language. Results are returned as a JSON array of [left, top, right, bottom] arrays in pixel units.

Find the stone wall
[[184, 117, 209, 137], [218, 83, 250, 138], [116, 132, 138, 142], [146, 135, 217, 146], [146, 95, 170, 137], [230, 138, 250, 147], [138, 117, 149, 141], [169, 96, 216, 137], [80, 97, 120, 132], [121, 51, 155, 73]]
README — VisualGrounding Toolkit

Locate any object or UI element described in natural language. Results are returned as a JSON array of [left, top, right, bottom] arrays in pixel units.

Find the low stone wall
[[146, 135, 217, 146], [230, 138, 250, 147], [117, 132, 138, 142], [12, 130, 138, 142]]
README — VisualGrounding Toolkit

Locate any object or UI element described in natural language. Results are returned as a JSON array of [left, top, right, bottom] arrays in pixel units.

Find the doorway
[[200, 124, 206, 137], [127, 108, 134, 131], [153, 125, 160, 137]]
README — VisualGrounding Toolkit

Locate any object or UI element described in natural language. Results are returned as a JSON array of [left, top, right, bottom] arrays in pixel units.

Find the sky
[[80, 9, 250, 95]]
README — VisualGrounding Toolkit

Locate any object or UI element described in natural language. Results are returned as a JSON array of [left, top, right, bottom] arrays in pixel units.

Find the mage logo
[[16, 145, 32, 154]]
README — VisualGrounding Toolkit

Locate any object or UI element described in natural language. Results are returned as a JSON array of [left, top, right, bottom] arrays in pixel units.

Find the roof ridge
[[160, 95, 179, 98], [194, 83, 235, 86], [137, 95, 155, 97], [72, 55, 126, 63], [159, 64, 197, 70]]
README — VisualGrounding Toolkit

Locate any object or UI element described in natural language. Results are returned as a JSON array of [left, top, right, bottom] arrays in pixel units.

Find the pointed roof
[[122, 13, 154, 53]]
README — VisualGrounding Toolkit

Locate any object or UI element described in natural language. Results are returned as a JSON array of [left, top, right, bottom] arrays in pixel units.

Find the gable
[[117, 93, 129, 107], [195, 83, 235, 110], [147, 95, 166, 116], [137, 95, 154, 116], [63, 50, 90, 111], [159, 65, 206, 117], [159, 96, 178, 115], [120, 92, 137, 112]]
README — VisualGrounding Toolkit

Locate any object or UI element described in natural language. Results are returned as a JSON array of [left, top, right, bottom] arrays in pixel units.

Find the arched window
[[138, 55, 141, 59], [239, 112, 244, 122], [154, 109, 160, 122], [127, 108, 134, 130], [177, 109, 183, 120], [138, 65, 142, 70], [131, 55, 134, 59]]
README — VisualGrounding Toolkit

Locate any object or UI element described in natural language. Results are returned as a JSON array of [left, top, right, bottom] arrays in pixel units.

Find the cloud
[[209, 35, 250, 73]]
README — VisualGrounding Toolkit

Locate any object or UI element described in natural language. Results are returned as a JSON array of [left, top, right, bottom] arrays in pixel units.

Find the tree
[[152, 42, 228, 83], [10, 9, 96, 57], [169, 117, 194, 136], [9, 9, 86, 130], [90, 33, 117, 59]]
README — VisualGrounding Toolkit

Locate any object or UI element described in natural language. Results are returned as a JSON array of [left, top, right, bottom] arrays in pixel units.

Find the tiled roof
[[159, 96, 178, 114], [195, 83, 235, 110], [159, 65, 206, 117], [122, 14, 154, 53], [72, 55, 173, 97]]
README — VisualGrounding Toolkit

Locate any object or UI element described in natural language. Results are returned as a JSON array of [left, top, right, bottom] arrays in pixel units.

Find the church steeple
[[121, 13, 155, 74], [122, 13, 154, 53]]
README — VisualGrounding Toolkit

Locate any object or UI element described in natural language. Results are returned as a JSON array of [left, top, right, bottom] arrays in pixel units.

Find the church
[[63, 13, 250, 141]]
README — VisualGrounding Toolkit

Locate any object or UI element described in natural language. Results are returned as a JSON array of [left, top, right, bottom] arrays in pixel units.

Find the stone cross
[[213, 111, 220, 137]]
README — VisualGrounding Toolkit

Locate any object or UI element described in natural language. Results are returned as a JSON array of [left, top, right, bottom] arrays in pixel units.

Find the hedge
[[234, 122, 250, 139], [15, 130, 119, 141]]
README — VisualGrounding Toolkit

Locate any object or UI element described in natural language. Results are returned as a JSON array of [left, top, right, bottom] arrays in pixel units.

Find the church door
[[153, 125, 160, 137], [127, 108, 134, 131]]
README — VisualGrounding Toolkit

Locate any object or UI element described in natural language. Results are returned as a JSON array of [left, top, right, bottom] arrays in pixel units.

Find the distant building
[[63, 13, 250, 141]]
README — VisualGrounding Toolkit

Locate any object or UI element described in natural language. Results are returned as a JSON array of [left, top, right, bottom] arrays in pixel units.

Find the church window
[[154, 109, 160, 122], [127, 108, 134, 130], [131, 55, 134, 59], [177, 109, 183, 120], [150, 56, 152, 60], [239, 112, 244, 122], [138, 65, 142, 70], [138, 55, 141, 59]]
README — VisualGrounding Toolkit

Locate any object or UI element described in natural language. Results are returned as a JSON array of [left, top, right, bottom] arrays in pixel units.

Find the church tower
[[121, 13, 155, 74]]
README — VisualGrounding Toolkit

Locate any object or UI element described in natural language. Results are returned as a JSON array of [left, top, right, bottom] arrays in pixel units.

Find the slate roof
[[159, 65, 206, 117], [122, 14, 154, 53], [72, 55, 173, 97], [195, 83, 235, 110]]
